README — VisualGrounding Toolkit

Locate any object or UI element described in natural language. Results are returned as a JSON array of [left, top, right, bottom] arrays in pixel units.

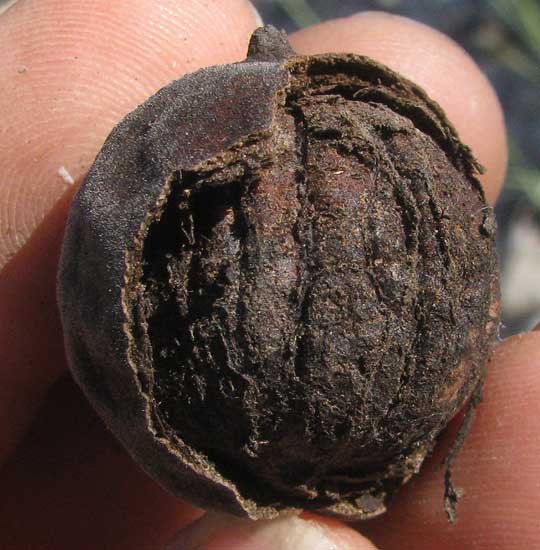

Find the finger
[[361, 332, 540, 549], [0, 189, 74, 465], [0, 0, 261, 264], [0, 0, 260, 464], [0, 375, 203, 549], [289, 11, 507, 205], [167, 511, 377, 550]]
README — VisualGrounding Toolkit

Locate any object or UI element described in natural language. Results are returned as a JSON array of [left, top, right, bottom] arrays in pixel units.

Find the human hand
[[1, 1, 538, 548]]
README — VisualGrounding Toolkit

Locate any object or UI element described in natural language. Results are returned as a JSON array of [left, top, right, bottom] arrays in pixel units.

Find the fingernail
[[167, 512, 344, 550]]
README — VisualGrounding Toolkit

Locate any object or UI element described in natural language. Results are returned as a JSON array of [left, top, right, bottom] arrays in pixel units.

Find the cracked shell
[[57, 26, 500, 520]]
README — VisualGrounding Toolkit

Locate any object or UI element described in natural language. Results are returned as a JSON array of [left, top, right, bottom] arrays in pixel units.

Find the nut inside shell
[[58, 27, 500, 520]]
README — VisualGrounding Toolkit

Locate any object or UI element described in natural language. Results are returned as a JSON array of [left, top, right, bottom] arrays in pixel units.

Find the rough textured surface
[[58, 27, 500, 520]]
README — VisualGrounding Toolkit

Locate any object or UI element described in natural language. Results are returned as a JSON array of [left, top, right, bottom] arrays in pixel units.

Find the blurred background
[[2, 0, 539, 336], [256, 0, 540, 337]]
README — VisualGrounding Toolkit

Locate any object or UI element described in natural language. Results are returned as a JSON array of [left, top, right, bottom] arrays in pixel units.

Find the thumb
[[167, 512, 377, 550]]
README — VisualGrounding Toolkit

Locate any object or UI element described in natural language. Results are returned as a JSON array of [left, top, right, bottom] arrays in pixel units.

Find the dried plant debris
[[58, 26, 500, 521]]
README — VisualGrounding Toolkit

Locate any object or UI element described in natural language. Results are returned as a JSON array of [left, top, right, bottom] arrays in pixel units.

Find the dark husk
[[57, 26, 500, 521]]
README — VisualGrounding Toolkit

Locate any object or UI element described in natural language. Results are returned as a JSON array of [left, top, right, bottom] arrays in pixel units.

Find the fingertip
[[168, 512, 377, 550], [302, 513, 380, 550], [0, 0, 261, 267], [289, 11, 507, 205]]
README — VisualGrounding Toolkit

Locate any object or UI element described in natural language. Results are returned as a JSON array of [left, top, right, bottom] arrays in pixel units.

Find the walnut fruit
[[57, 26, 500, 521]]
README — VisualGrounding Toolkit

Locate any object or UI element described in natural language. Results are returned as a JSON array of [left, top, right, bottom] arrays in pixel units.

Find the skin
[[0, 1, 538, 548]]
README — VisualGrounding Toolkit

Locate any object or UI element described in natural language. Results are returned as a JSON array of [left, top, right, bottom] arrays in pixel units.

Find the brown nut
[[57, 26, 500, 521]]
